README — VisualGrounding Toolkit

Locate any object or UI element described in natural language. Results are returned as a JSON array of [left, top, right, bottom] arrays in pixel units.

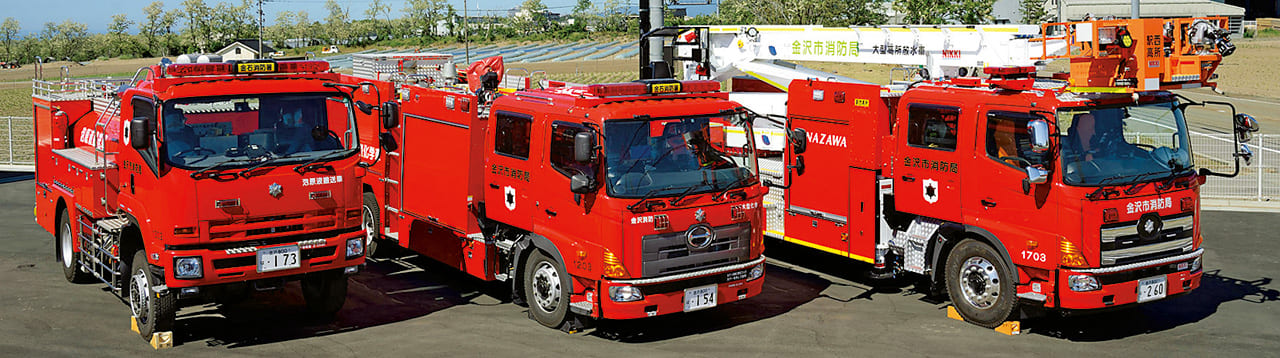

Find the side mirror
[[569, 173, 594, 194], [381, 102, 400, 129], [573, 132, 594, 162], [1234, 113, 1259, 143], [355, 100, 375, 115], [790, 155, 806, 176], [129, 117, 149, 149], [1026, 164, 1049, 184], [1028, 119, 1050, 153], [789, 128, 807, 155], [378, 132, 398, 152]]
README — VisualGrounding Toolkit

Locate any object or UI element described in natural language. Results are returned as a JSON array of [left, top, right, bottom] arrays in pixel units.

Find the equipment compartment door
[[784, 115, 850, 256], [894, 103, 965, 222]]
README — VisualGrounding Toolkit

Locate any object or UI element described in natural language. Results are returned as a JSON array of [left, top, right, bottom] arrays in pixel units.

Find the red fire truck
[[669, 17, 1259, 327], [347, 54, 767, 330], [32, 59, 370, 339]]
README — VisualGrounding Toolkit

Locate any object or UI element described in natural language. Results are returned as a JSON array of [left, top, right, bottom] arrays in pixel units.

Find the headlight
[[174, 256, 203, 279], [346, 237, 364, 259], [609, 285, 644, 302], [748, 264, 764, 281], [1190, 257, 1202, 272], [1068, 274, 1100, 292]]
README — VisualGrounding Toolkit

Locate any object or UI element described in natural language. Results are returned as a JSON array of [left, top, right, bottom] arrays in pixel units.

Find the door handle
[[981, 199, 998, 207], [489, 183, 499, 189], [901, 176, 916, 182], [545, 209, 557, 217]]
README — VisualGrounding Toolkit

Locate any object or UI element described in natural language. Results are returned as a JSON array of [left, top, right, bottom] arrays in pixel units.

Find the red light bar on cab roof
[[166, 60, 330, 77], [984, 66, 1036, 77], [585, 80, 721, 97]]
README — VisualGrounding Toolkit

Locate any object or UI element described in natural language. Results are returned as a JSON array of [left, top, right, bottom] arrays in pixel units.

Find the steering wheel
[[1132, 143, 1157, 150], [613, 171, 654, 189], [173, 147, 215, 158]]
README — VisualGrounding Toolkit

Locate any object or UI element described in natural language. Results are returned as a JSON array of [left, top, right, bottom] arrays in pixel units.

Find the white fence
[[0, 117, 34, 172]]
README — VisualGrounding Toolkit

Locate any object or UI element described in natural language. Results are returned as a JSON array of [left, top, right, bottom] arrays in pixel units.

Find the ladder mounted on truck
[[1032, 17, 1233, 92]]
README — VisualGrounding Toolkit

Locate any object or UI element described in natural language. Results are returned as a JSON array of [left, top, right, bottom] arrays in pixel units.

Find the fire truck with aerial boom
[[345, 54, 768, 330], [662, 17, 1259, 327], [32, 57, 371, 339]]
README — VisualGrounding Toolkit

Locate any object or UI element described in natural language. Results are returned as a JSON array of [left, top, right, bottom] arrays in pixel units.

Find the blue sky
[[5, 0, 717, 35]]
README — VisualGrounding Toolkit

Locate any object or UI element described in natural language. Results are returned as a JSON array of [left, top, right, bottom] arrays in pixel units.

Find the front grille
[[641, 222, 751, 277], [1100, 213, 1194, 266]]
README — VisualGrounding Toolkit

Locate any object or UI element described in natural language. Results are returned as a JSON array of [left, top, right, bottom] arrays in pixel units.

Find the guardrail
[[0, 116, 34, 172]]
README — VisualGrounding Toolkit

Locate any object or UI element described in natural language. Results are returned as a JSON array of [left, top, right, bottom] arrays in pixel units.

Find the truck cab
[[33, 59, 369, 339]]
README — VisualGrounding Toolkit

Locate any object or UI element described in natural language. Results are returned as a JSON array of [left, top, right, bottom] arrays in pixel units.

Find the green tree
[[364, 0, 392, 40], [323, 0, 351, 43], [1, 18, 19, 61], [951, 0, 996, 24], [404, 0, 448, 39], [139, 1, 175, 56], [508, 0, 550, 35], [179, 0, 213, 52], [1020, 0, 1051, 24], [107, 14, 135, 57]]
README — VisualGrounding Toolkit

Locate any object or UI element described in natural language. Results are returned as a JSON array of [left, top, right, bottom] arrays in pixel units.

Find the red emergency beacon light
[[585, 80, 721, 97]]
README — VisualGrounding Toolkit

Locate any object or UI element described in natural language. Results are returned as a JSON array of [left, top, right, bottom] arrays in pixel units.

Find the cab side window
[[907, 105, 960, 151], [494, 112, 531, 159], [549, 122, 592, 177], [985, 112, 1045, 168], [131, 97, 159, 170]]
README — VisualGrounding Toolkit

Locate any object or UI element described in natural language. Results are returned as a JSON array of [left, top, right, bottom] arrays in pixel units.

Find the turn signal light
[[602, 249, 629, 278], [1060, 239, 1087, 267], [1103, 208, 1119, 223], [346, 208, 362, 219], [173, 226, 196, 237], [1181, 197, 1195, 212]]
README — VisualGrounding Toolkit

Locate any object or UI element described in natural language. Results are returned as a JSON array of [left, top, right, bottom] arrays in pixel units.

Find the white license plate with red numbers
[[1137, 276, 1167, 303], [257, 245, 300, 273], [683, 285, 717, 312]]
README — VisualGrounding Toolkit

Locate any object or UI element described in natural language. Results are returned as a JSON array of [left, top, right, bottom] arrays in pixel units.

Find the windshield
[[604, 114, 758, 198], [1058, 100, 1193, 186], [161, 93, 358, 169]]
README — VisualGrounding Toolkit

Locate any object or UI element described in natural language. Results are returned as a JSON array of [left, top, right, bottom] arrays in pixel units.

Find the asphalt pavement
[[0, 178, 1276, 357]]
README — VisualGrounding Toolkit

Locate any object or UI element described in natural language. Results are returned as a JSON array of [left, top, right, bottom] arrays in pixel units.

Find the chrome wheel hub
[[129, 269, 150, 323], [532, 261, 561, 313], [60, 222, 73, 268], [959, 256, 1001, 309], [362, 205, 376, 247]]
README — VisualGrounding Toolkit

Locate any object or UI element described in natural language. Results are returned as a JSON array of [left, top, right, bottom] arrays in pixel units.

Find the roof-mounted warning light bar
[[983, 66, 1037, 91], [585, 80, 721, 97], [165, 60, 331, 78]]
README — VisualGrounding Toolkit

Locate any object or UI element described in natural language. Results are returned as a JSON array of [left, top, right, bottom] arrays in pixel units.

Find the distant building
[[215, 39, 276, 61], [1045, 0, 1246, 32]]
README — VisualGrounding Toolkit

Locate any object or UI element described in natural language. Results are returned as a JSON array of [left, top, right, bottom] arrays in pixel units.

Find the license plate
[[257, 245, 300, 273], [683, 285, 717, 312], [1137, 275, 1168, 303], [236, 62, 276, 73]]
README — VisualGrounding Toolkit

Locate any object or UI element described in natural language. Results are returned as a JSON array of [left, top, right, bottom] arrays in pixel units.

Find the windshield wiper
[[190, 158, 253, 179], [713, 175, 755, 201], [669, 183, 704, 206], [293, 150, 352, 174], [237, 153, 305, 178], [627, 184, 698, 212]]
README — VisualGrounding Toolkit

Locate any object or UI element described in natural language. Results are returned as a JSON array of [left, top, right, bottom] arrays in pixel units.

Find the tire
[[945, 239, 1017, 328], [302, 270, 348, 317], [128, 249, 176, 338], [57, 210, 91, 283], [362, 192, 383, 258], [523, 250, 570, 329]]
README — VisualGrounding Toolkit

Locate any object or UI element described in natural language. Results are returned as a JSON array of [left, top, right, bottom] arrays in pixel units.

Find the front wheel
[[945, 239, 1017, 328], [523, 250, 570, 329], [128, 249, 176, 338], [362, 192, 384, 258], [302, 270, 348, 317]]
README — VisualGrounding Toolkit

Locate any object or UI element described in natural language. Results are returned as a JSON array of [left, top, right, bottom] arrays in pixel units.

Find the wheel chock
[[130, 316, 174, 349], [945, 306, 1021, 336]]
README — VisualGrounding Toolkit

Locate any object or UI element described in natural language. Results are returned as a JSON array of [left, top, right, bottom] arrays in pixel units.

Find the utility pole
[[257, 0, 265, 58], [465, 0, 470, 64], [1130, 0, 1139, 19]]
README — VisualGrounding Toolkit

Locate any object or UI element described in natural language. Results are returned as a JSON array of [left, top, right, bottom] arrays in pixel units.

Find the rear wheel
[[58, 210, 91, 283], [128, 249, 175, 338], [945, 239, 1017, 328], [523, 250, 570, 329], [302, 270, 348, 317]]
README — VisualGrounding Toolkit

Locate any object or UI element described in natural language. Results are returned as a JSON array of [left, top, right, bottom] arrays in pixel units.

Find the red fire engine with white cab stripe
[[346, 54, 767, 330], [32, 58, 370, 339], [668, 17, 1259, 327]]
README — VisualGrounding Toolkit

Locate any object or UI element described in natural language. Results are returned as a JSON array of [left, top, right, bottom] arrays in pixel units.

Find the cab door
[[483, 111, 539, 229], [894, 103, 965, 222], [537, 120, 601, 256], [962, 108, 1058, 266]]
